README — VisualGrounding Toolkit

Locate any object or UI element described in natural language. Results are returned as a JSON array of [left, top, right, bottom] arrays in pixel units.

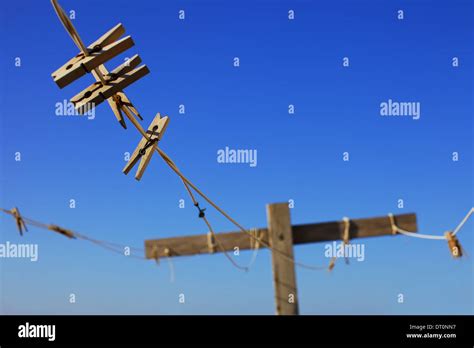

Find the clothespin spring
[[139, 126, 160, 156]]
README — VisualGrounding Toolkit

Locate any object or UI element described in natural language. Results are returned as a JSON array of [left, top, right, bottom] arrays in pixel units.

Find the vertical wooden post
[[266, 203, 299, 315]]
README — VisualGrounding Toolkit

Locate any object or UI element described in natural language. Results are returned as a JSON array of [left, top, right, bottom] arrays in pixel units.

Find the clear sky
[[0, 0, 472, 314]]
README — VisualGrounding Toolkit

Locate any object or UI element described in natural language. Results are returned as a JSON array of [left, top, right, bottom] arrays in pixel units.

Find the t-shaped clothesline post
[[145, 203, 418, 315]]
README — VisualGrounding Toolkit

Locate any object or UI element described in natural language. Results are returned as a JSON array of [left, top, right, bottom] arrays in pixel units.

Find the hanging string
[[342, 217, 350, 265], [155, 147, 327, 271], [245, 228, 262, 269], [0, 208, 147, 260], [48, 0, 328, 272], [328, 217, 351, 271], [46, 2, 474, 272], [117, 110, 325, 271], [163, 248, 176, 283], [388, 208, 473, 240]]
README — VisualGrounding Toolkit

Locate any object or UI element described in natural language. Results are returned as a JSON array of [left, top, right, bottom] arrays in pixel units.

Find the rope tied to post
[[328, 217, 351, 271], [388, 213, 397, 235], [388, 209, 473, 258]]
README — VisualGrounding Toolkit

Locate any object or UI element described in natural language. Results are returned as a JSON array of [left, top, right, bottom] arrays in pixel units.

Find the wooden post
[[266, 203, 299, 315], [145, 210, 417, 315]]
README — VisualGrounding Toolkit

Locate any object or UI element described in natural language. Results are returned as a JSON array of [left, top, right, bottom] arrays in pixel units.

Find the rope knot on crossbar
[[388, 213, 398, 235]]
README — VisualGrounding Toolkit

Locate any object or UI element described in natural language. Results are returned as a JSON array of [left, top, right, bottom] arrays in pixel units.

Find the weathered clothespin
[[92, 59, 144, 129], [445, 231, 463, 258], [207, 232, 217, 254], [328, 257, 336, 272], [71, 65, 149, 113], [11, 207, 28, 236], [52, 23, 135, 89], [48, 225, 76, 239], [50, 6, 149, 128], [123, 113, 170, 180], [108, 89, 143, 129]]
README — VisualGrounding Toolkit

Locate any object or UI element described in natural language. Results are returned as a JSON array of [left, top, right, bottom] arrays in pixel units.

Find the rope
[[1, 208, 147, 260], [156, 147, 327, 271], [452, 208, 474, 236], [116, 109, 321, 271], [47, 0, 471, 271], [342, 217, 350, 244], [51, 0, 110, 86], [51, 0, 88, 54], [48, 1, 325, 272], [163, 248, 176, 283], [389, 208, 473, 241], [342, 217, 350, 265], [246, 228, 262, 269], [328, 217, 351, 271]]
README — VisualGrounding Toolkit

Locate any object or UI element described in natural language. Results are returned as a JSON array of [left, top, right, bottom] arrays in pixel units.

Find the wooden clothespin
[[123, 113, 170, 180], [52, 23, 134, 89], [445, 231, 463, 258], [71, 64, 149, 113], [108, 91, 143, 129], [328, 257, 336, 271], [50, 1, 147, 129], [11, 207, 28, 236], [48, 225, 76, 239], [91, 57, 144, 129], [207, 232, 217, 254]]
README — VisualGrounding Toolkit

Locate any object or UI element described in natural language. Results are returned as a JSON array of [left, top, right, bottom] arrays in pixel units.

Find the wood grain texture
[[266, 203, 298, 315], [123, 113, 169, 180], [52, 35, 134, 89], [71, 64, 149, 112], [144, 213, 417, 258]]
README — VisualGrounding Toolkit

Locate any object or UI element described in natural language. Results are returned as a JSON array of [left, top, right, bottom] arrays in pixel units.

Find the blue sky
[[0, 0, 472, 314]]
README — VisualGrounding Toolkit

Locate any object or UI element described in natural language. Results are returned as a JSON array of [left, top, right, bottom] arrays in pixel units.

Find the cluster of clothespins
[[50, 0, 168, 181]]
